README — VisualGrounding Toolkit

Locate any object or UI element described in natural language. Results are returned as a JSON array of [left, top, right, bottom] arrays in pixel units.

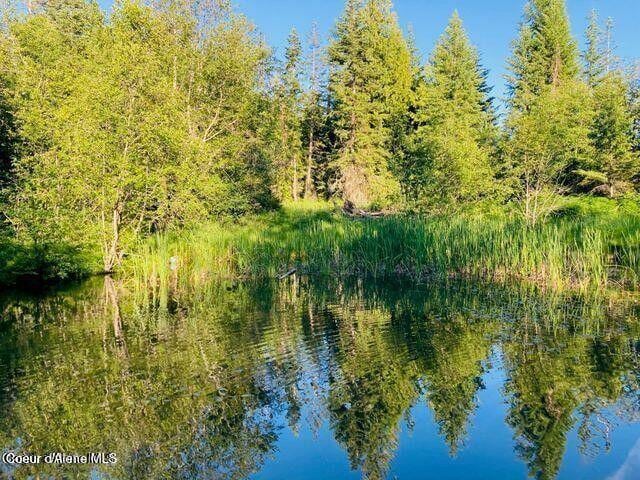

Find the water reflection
[[0, 277, 639, 479]]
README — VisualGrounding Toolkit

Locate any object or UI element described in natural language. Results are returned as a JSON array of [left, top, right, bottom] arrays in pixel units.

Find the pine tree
[[301, 22, 326, 199], [285, 28, 303, 201], [328, 0, 412, 208], [507, 0, 580, 112], [40, 0, 102, 38], [603, 17, 617, 74], [408, 12, 496, 209], [505, 0, 592, 221], [632, 74, 640, 188], [273, 28, 304, 201], [583, 10, 605, 87], [586, 73, 638, 196], [391, 24, 421, 201], [632, 72, 640, 156], [579, 15, 638, 196]]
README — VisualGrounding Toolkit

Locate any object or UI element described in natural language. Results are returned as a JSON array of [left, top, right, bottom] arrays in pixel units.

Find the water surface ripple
[[0, 276, 639, 480]]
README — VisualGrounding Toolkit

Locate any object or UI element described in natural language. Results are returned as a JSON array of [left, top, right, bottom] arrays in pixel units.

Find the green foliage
[[632, 77, 640, 157], [271, 28, 304, 201], [328, 0, 413, 208], [1, 0, 276, 277], [507, 0, 580, 112], [0, 0, 638, 285], [131, 199, 640, 292], [583, 10, 605, 88], [406, 12, 497, 210], [0, 33, 16, 186], [586, 72, 639, 195], [506, 81, 594, 220], [301, 22, 329, 200], [577, 14, 639, 197], [505, 0, 596, 221]]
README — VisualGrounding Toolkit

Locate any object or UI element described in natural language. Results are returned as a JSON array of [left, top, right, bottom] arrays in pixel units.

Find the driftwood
[[342, 200, 385, 218], [277, 268, 297, 280]]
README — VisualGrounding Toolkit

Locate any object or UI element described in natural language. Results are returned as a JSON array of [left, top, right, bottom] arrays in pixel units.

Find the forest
[[0, 0, 639, 289]]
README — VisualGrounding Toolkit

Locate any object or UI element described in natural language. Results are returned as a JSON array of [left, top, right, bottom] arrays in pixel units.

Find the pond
[[0, 276, 639, 479]]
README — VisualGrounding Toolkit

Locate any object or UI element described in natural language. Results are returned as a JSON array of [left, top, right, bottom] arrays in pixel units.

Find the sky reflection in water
[[0, 276, 639, 480]]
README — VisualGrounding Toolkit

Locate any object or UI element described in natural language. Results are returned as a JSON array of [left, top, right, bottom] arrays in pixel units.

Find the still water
[[0, 276, 639, 480]]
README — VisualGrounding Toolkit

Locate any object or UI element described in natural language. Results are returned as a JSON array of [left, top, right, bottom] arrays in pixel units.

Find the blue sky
[[231, 0, 640, 110]]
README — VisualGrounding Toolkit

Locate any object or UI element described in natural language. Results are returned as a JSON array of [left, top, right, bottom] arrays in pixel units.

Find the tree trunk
[[292, 155, 299, 201], [103, 203, 122, 273], [304, 127, 315, 199]]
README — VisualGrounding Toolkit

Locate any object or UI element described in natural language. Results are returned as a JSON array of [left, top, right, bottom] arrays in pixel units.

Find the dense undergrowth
[[122, 197, 640, 294]]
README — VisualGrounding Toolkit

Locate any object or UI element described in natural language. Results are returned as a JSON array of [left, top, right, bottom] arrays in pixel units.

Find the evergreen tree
[[632, 76, 640, 188], [301, 22, 327, 199], [583, 10, 605, 88], [586, 73, 639, 196], [407, 12, 496, 209], [505, 0, 592, 221], [632, 73, 640, 157], [391, 24, 421, 203], [577, 14, 638, 196], [583, 12, 619, 86], [506, 82, 594, 221], [39, 0, 102, 38], [273, 28, 304, 201], [507, 0, 580, 112], [602, 17, 617, 75], [328, 0, 412, 208]]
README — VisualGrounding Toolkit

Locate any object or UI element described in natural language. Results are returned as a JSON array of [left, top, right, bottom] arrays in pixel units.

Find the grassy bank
[[124, 197, 640, 293], [0, 235, 96, 287]]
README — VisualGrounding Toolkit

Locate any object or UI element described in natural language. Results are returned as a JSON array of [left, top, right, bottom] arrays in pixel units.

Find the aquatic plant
[[124, 200, 640, 293]]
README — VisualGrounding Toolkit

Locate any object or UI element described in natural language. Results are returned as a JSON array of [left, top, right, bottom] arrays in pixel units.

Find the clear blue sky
[[232, 0, 640, 110]]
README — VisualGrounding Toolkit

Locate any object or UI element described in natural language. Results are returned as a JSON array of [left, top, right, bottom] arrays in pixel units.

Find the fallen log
[[342, 200, 385, 218], [277, 268, 297, 280]]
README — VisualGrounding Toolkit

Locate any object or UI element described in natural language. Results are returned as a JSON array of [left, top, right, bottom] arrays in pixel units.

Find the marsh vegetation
[[0, 0, 638, 288]]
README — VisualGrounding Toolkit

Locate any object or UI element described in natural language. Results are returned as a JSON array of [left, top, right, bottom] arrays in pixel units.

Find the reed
[[123, 198, 640, 293]]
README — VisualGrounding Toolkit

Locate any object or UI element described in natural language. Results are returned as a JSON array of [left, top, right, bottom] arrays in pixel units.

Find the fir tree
[[301, 22, 326, 199], [586, 73, 639, 196], [603, 17, 617, 74], [576, 14, 638, 196], [632, 75, 640, 188], [273, 28, 304, 201], [285, 28, 303, 201], [632, 73, 640, 157], [507, 0, 580, 112], [328, 0, 412, 208], [505, 0, 592, 221], [583, 10, 605, 87], [408, 12, 496, 209]]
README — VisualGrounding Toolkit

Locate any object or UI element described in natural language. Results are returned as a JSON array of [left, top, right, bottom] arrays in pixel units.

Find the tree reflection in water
[[0, 276, 638, 479]]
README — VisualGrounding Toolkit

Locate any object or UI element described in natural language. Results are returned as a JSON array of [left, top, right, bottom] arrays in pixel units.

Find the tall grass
[[124, 199, 640, 293]]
